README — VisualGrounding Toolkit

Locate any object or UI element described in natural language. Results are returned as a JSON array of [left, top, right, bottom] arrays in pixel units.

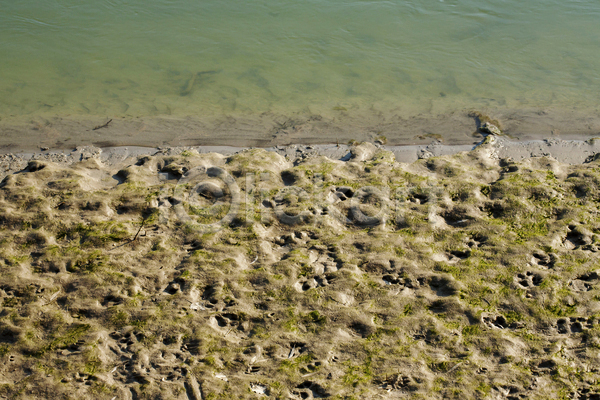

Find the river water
[[1, 0, 599, 147]]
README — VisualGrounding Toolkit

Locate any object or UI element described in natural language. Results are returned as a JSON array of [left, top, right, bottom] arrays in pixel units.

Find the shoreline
[[1, 106, 599, 153], [1, 136, 600, 181]]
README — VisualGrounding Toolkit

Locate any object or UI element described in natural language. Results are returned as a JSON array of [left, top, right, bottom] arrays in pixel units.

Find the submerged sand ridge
[[3, 141, 600, 398]]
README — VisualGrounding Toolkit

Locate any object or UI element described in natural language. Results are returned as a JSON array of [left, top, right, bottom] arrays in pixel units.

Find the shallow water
[[1, 0, 599, 137]]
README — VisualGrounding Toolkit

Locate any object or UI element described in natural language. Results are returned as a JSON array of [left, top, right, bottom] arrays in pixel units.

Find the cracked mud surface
[[2, 141, 600, 399]]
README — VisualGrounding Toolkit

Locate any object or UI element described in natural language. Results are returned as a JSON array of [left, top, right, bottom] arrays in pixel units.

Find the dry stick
[[92, 119, 112, 131], [132, 218, 146, 241], [447, 361, 463, 374]]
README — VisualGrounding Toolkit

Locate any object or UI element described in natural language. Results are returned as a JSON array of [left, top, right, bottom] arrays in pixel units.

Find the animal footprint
[[581, 244, 600, 252], [382, 274, 424, 289], [531, 251, 554, 268], [316, 274, 334, 286], [245, 365, 260, 374], [482, 314, 509, 329], [577, 387, 600, 400], [293, 381, 329, 399], [299, 361, 322, 374], [516, 271, 542, 288], [204, 298, 220, 309], [448, 249, 471, 262], [466, 233, 487, 248], [183, 338, 201, 354], [275, 231, 312, 246], [288, 342, 307, 359], [334, 186, 354, 201], [571, 271, 599, 292], [164, 281, 181, 295], [295, 278, 318, 292], [308, 250, 340, 274], [67, 339, 86, 351], [383, 374, 414, 391], [482, 314, 524, 330], [215, 313, 239, 328], [102, 293, 125, 307], [564, 225, 592, 249], [110, 330, 146, 349], [557, 317, 594, 334], [295, 274, 331, 292]]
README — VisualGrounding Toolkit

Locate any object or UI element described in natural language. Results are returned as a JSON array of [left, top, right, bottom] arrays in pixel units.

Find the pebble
[[481, 122, 502, 136]]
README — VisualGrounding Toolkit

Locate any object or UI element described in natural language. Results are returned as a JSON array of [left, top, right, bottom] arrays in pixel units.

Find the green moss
[[0, 344, 10, 357], [279, 353, 314, 374], [109, 309, 130, 329], [31, 324, 91, 358], [67, 250, 106, 273], [462, 325, 481, 336], [342, 361, 373, 388]]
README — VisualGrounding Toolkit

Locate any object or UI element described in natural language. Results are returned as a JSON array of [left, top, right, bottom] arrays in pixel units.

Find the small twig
[[42, 290, 61, 306], [92, 119, 112, 131], [447, 361, 463, 374], [328, 295, 347, 306], [132, 218, 145, 241]]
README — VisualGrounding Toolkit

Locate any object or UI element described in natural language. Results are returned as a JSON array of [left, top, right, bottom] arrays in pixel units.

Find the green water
[[1, 0, 599, 130]]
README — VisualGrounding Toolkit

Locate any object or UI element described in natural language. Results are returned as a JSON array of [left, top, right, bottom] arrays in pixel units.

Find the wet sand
[[1, 106, 599, 152]]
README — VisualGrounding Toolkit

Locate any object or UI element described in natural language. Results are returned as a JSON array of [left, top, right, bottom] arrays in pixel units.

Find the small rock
[[250, 383, 268, 396], [74, 145, 102, 161], [215, 372, 228, 382], [40, 147, 49, 151], [480, 122, 502, 136], [189, 302, 205, 311], [418, 150, 434, 159]]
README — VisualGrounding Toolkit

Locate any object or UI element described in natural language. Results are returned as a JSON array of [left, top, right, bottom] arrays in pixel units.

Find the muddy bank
[[2, 135, 600, 181], [2, 141, 600, 398]]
